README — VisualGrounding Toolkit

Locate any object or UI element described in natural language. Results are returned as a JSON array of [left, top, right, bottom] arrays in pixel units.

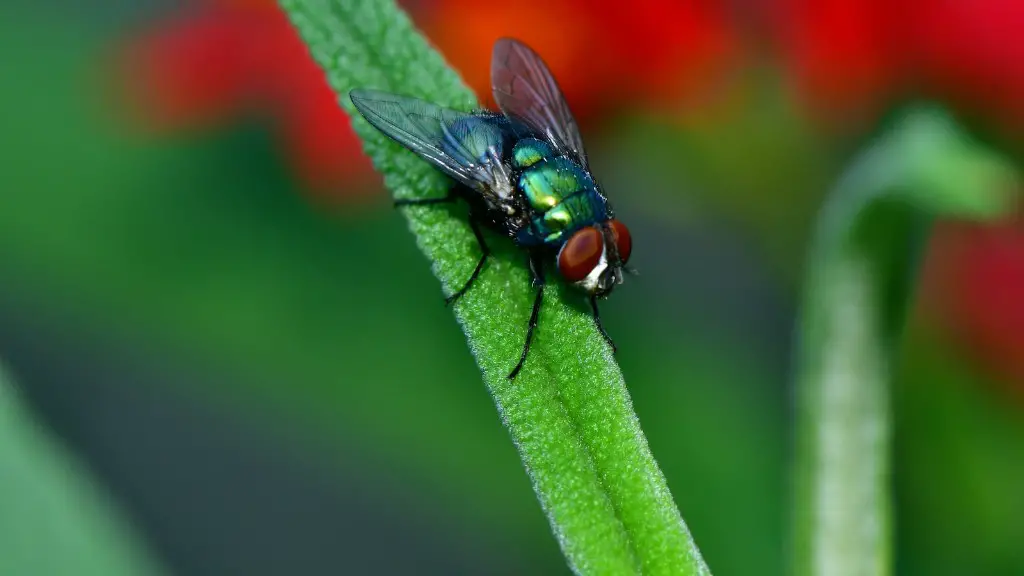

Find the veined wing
[[349, 89, 514, 200], [491, 38, 588, 168]]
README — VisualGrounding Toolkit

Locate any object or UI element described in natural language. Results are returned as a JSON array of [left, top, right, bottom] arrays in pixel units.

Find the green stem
[[792, 108, 1017, 576], [278, 0, 709, 574], [0, 365, 165, 576]]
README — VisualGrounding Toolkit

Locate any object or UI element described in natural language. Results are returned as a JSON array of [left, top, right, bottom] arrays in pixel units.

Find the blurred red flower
[[770, 0, 904, 123], [419, 0, 741, 124], [114, 0, 744, 201], [914, 0, 1024, 127], [772, 0, 1024, 128], [922, 218, 1024, 394], [114, 0, 740, 197], [114, 0, 373, 199]]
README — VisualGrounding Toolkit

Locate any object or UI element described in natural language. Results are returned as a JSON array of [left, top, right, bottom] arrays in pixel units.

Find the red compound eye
[[608, 219, 632, 263], [558, 226, 604, 282]]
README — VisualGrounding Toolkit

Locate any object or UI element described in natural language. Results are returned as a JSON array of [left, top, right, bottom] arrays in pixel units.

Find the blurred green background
[[2, 0, 1023, 574]]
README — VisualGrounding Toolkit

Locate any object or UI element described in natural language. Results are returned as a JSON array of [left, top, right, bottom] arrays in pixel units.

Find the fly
[[350, 38, 633, 379]]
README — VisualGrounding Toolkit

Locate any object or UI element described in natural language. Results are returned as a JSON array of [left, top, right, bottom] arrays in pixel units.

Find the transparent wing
[[349, 89, 514, 199], [491, 37, 588, 168]]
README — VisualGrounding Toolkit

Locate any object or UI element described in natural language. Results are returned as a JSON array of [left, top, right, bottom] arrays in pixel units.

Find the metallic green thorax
[[512, 138, 553, 169], [512, 139, 609, 247]]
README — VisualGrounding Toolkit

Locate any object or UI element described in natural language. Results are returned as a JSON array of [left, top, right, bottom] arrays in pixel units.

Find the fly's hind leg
[[508, 252, 546, 380], [392, 185, 488, 307], [445, 216, 490, 306]]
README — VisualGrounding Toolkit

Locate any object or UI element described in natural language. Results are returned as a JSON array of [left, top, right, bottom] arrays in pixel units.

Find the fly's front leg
[[508, 252, 546, 380], [589, 294, 617, 353]]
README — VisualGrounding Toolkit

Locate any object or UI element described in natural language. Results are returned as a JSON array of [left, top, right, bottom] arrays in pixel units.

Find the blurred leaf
[[278, 0, 709, 573], [0, 366, 164, 576], [792, 107, 1018, 576]]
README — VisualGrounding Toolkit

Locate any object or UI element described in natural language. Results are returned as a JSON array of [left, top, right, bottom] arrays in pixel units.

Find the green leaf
[[0, 366, 164, 576], [278, 1, 709, 574], [791, 107, 1018, 576]]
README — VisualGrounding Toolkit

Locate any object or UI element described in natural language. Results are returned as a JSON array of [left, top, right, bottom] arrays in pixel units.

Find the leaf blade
[[278, 1, 710, 573]]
